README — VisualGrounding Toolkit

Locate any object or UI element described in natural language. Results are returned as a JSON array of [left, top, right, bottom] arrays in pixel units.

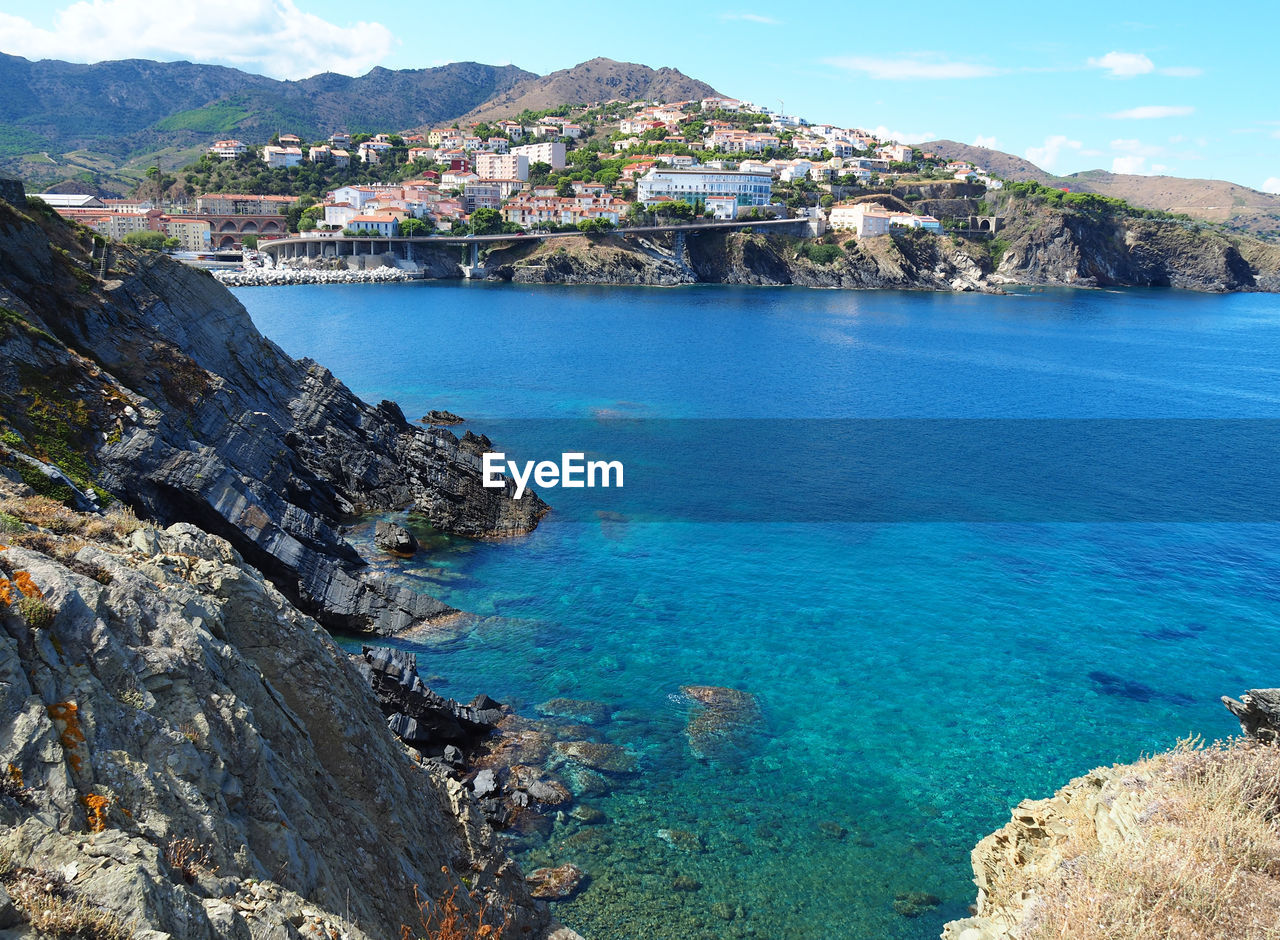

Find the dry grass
[[1022, 738, 1280, 940], [401, 879, 507, 940], [3, 864, 131, 940], [164, 836, 216, 884]]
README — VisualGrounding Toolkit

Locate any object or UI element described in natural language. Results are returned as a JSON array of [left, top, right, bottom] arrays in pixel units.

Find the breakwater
[[213, 265, 415, 286]]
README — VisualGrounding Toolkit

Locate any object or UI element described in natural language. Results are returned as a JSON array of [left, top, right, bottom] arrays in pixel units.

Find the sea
[[237, 281, 1280, 940]]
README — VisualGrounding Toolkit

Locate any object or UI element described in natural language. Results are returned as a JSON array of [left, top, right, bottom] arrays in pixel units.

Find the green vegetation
[[121, 230, 169, 250], [797, 242, 843, 265], [16, 595, 55, 629], [1002, 180, 1190, 221], [0, 307, 56, 344], [154, 99, 253, 133]]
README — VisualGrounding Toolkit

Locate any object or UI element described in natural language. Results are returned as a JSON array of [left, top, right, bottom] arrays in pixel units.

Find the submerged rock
[[527, 864, 588, 900], [893, 891, 941, 918], [536, 698, 613, 724], [679, 685, 763, 761], [552, 741, 638, 775]]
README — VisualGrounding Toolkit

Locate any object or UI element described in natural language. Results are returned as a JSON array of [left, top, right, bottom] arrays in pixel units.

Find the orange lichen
[[6, 763, 21, 788], [83, 793, 109, 833], [47, 701, 85, 773], [13, 570, 42, 599], [0, 577, 11, 605]]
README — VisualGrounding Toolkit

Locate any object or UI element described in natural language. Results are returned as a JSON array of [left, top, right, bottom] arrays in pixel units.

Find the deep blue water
[[238, 282, 1280, 939]]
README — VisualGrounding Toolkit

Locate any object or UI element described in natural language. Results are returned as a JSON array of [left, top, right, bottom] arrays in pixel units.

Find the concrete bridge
[[259, 217, 812, 273]]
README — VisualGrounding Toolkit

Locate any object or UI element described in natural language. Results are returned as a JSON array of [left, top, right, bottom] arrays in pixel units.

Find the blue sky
[[1, 0, 1277, 191]]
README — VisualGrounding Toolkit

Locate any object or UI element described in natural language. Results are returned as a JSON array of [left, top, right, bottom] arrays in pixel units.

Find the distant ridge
[[0, 53, 535, 189], [454, 57, 721, 123], [923, 139, 1280, 241]]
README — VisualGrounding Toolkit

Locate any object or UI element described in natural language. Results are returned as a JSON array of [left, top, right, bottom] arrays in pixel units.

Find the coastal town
[[31, 94, 1002, 257]]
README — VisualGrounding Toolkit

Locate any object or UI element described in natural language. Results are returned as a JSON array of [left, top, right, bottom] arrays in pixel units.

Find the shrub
[[164, 837, 216, 884], [17, 595, 54, 629]]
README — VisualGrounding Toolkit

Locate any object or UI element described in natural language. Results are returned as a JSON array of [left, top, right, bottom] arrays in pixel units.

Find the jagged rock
[[0, 514, 551, 939], [374, 520, 419, 556], [422, 410, 464, 426], [472, 769, 499, 800], [1222, 689, 1280, 743], [0, 203, 545, 637], [526, 864, 587, 900], [360, 646, 506, 747]]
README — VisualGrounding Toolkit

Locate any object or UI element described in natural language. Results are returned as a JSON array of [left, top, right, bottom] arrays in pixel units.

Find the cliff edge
[[944, 692, 1280, 940], [0, 197, 545, 636], [0, 480, 555, 938]]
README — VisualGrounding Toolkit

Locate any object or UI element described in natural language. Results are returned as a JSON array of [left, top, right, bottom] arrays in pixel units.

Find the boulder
[[552, 740, 637, 775], [374, 521, 418, 556], [679, 685, 763, 761]]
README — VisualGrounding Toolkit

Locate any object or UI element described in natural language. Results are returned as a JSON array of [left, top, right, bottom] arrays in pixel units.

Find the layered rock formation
[[0, 197, 545, 636], [0, 483, 557, 938]]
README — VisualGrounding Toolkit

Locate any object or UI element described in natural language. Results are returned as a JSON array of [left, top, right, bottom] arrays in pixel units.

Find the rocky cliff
[[990, 192, 1280, 291], [0, 197, 544, 637], [0, 479, 559, 939], [472, 203, 1280, 295], [944, 692, 1280, 940]]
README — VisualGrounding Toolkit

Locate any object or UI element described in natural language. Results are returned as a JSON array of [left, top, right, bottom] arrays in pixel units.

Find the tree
[[577, 218, 613, 234], [162, 236, 181, 250], [529, 162, 552, 186], [469, 207, 504, 236], [399, 217, 429, 236], [121, 230, 168, 250], [241, 234, 259, 248], [556, 177, 575, 198]]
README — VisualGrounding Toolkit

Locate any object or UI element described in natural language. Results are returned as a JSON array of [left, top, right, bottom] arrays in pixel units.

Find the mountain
[[0, 52, 534, 190], [922, 139, 1280, 241], [455, 57, 721, 123]]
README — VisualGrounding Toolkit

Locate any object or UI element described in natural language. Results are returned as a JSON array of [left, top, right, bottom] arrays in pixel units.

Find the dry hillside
[[924, 139, 1280, 240]]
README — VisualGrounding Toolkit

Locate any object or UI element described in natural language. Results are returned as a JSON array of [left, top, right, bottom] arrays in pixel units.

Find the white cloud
[[1087, 52, 1200, 78], [1089, 51, 1154, 77], [1264, 178, 1280, 194], [1110, 138, 1162, 155], [0, 0, 396, 79], [972, 134, 998, 148], [825, 55, 1002, 80], [720, 12, 780, 24], [1112, 155, 1148, 174], [1109, 105, 1194, 120], [1273, 129, 1280, 139], [870, 125, 935, 145], [1026, 134, 1082, 172]]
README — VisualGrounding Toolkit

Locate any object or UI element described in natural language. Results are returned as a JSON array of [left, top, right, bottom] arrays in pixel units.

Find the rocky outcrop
[[992, 198, 1280, 291], [487, 234, 695, 286], [1222, 687, 1280, 743], [0, 198, 545, 636], [0, 489, 553, 939]]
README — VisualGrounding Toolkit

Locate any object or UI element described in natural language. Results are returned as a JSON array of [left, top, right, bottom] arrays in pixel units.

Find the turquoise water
[[238, 283, 1280, 939]]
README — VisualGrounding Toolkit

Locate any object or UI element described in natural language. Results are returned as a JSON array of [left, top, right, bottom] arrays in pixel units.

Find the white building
[[510, 141, 567, 170], [636, 167, 773, 208], [262, 146, 303, 168], [474, 152, 530, 181], [348, 213, 399, 236], [829, 203, 892, 237], [209, 139, 247, 160]]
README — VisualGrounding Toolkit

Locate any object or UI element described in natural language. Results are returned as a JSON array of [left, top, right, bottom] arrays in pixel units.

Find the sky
[[1, 0, 1277, 192]]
